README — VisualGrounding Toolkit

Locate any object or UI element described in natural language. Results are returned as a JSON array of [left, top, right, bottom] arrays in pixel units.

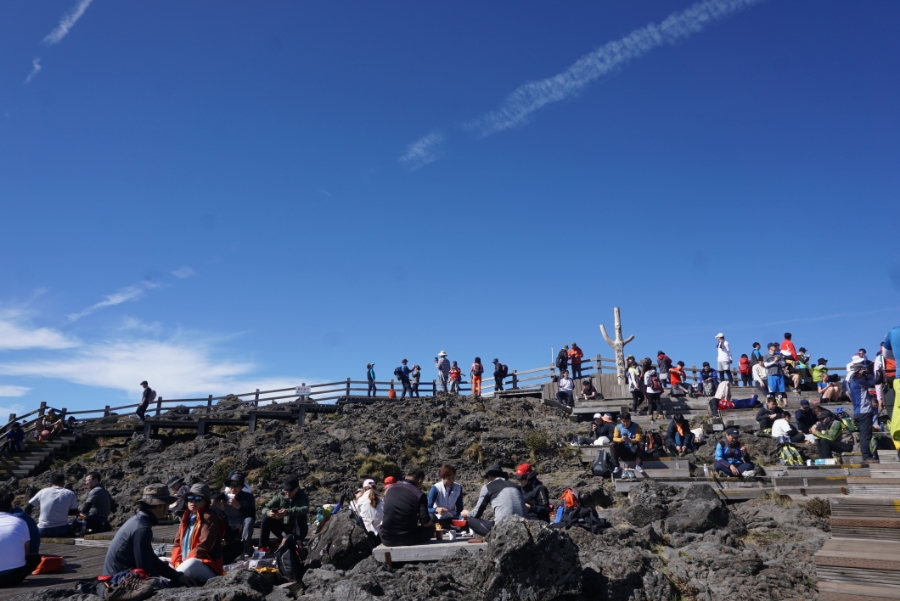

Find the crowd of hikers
[[0, 326, 897, 591]]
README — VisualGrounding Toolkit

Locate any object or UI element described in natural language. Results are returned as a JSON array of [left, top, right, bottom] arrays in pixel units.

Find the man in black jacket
[[380, 468, 434, 547], [514, 464, 550, 522], [756, 398, 781, 431], [102, 485, 195, 586], [589, 413, 616, 442], [223, 472, 255, 558]]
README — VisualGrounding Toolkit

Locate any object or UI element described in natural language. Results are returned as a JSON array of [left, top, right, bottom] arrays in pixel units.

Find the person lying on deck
[[713, 428, 756, 478], [461, 465, 527, 536], [707, 381, 761, 417]]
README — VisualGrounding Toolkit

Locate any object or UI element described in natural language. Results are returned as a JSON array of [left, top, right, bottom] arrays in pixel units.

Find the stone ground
[[2, 393, 830, 600]]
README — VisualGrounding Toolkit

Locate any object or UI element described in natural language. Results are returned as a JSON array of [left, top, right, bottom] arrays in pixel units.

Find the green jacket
[[810, 365, 829, 385], [813, 417, 843, 442], [263, 490, 310, 526]]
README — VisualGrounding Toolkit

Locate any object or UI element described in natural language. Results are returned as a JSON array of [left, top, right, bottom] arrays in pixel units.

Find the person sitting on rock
[[610, 413, 645, 475], [665, 414, 695, 456], [209, 493, 243, 565], [514, 463, 550, 522], [0, 490, 41, 588], [556, 370, 575, 407], [354, 480, 384, 541], [794, 400, 817, 434], [756, 398, 781, 433], [258, 477, 309, 553], [713, 428, 756, 478], [698, 362, 719, 396], [167, 475, 189, 520], [381, 467, 435, 546], [24, 472, 78, 538], [222, 472, 255, 558], [461, 465, 527, 536], [817, 371, 841, 403], [810, 406, 853, 460], [171, 483, 224, 585], [771, 409, 806, 444], [102, 485, 196, 587], [589, 413, 615, 444], [581, 379, 599, 402], [71, 471, 112, 535], [426, 465, 463, 528]]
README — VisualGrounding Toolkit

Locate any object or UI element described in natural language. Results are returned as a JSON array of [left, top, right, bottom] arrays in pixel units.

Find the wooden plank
[[831, 516, 900, 529], [819, 580, 900, 601], [372, 539, 486, 563], [0, 542, 109, 601]]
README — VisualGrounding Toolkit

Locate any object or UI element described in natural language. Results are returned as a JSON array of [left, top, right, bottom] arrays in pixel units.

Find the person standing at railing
[[410, 365, 421, 398], [396, 359, 413, 399], [470, 357, 484, 397], [657, 351, 673, 389], [715, 333, 734, 384], [366, 364, 376, 397], [568, 343, 584, 379], [137, 380, 156, 422], [449, 361, 462, 394], [435, 351, 450, 393], [556, 346, 569, 374], [492, 359, 508, 392]]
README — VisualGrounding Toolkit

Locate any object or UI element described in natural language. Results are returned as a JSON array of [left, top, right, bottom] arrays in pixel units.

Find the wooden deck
[[372, 538, 486, 563], [0, 542, 108, 601]]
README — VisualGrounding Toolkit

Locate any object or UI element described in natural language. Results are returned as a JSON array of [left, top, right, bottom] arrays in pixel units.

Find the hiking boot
[[635, 465, 644, 473], [742, 470, 756, 478]]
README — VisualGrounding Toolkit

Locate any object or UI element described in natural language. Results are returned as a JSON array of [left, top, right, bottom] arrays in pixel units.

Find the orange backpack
[[387, 389, 397, 399], [559, 487, 580, 509]]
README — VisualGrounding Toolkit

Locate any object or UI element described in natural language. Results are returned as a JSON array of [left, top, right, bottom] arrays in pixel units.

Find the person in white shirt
[[751, 357, 769, 399], [0, 490, 40, 587], [353, 479, 383, 539], [715, 333, 734, 384], [556, 371, 575, 408], [771, 410, 806, 444], [24, 473, 79, 537]]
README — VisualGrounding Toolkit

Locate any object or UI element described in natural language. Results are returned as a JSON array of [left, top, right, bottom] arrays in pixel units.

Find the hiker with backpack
[[698, 362, 719, 397], [394, 359, 412, 399], [448, 361, 462, 394], [461, 465, 527, 536], [470, 357, 484, 397], [665, 414, 695, 456], [715, 333, 734, 384], [556, 346, 569, 374], [410, 365, 421, 398], [366, 364, 377, 397], [514, 463, 551, 522], [641, 358, 664, 421], [810, 406, 854, 459], [738, 354, 752, 386], [713, 428, 756, 478], [568, 343, 584, 379], [137, 380, 156, 421], [492, 359, 508, 392], [657, 351, 673, 388], [435, 351, 450, 392], [610, 413, 645, 475], [626, 356, 644, 412]]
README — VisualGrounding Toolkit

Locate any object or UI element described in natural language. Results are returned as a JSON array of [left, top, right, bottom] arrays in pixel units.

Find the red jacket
[[171, 508, 224, 575], [781, 340, 798, 361], [739, 357, 751, 375], [568, 347, 584, 365]]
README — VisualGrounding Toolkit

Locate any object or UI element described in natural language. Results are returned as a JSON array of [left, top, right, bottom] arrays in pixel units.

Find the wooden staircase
[[0, 433, 80, 481]]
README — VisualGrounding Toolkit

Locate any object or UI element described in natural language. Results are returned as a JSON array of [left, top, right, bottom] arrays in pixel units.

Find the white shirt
[[355, 497, 383, 535], [0, 513, 30, 571], [772, 418, 793, 439], [752, 363, 767, 385], [29, 485, 78, 529], [716, 340, 732, 363], [559, 377, 574, 392]]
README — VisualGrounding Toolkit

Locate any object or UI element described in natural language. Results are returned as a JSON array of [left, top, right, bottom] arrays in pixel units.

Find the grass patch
[[462, 442, 484, 464], [355, 454, 401, 479], [259, 457, 285, 482], [523, 430, 552, 454], [210, 458, 236, 489], [803, 497, 831, 519]]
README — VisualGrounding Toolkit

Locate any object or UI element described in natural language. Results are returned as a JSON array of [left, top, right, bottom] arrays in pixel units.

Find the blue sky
[[1, 0, 898, 417]]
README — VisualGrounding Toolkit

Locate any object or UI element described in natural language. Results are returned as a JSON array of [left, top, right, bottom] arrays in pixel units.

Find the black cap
[[226, 472, 245, 487], [140, 380, 148, 386], [283, 477, 300, 491], [483, 465, 506, 478], [725, 427, 740, 438], [166, 475, 184, 488], [799, 399, 810, 408]]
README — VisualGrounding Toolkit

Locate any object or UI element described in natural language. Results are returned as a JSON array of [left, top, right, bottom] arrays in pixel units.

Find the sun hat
[[188, 483, 211, 500], [141, 484, 177, 506], [362, 479, 376, 489], [438, 351, 447, 356], [166, 475, 185, 488], [716, 333, 724, 338], [593, 413, 602, 419], [483, 465, 506, 478]]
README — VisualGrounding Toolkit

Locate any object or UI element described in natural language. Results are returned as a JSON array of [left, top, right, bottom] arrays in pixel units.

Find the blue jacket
[[714, 441, 747, 465], [849, 374, 875, 416]]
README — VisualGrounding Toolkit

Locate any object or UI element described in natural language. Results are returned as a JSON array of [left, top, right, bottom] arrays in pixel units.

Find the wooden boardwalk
[[0, 543, 107, 601]]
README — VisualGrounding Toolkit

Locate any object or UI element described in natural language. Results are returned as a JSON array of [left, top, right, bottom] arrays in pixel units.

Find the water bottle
[[703, 465, 709, 478], [80, 521, 87, 537]]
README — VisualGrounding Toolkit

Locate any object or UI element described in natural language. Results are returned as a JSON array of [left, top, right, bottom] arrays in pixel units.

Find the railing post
[[346, 378, 351, 397], [206, 395, 212, 414], [104, 406, 110, 418], [254, 389, 260, 408], [8, 413, 15, 423], [512, 370, 518, 390], [59, 408, 67, 421], [156, 396, 163, 417], [596, 355, 602, 375], [390, 379, 395, 392], [39, 401, 47, 417], [432, 379, 437, 396]]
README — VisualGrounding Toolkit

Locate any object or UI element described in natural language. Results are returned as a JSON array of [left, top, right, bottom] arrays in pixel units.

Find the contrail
[[398, 131, 444, 170], [24, 58, 42, 84], [43, 0, 95, 45], [466, 0, 765, 137]]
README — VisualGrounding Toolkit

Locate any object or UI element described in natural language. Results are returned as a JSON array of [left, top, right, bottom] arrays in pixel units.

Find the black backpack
[[275, 535, 308, 581], [591, 449, 614, 478], [550, 507, 610, 534], [499, 364, 509, 377], [393, 367, 403, 379], [556, 351, 568, 369]]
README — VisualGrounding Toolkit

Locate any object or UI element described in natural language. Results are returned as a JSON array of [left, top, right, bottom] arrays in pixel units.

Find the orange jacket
[[171, 508, 224, 575], [568, 347, 584, 365]]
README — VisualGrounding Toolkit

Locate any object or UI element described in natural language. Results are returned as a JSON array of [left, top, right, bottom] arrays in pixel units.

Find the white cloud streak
[[0, 311, 79, 350], [399, 131, 444, 170], [24, 58, 42, 84], [466, 0, 764, 137], [171, 266, 195, 279], [0, 386, 29, 398], [67, 281, 161, 322], [43, 0, 95, 45], [0, 403, 25, 422]]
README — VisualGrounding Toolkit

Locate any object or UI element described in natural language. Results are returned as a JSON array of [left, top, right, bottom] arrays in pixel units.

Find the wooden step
[[819, 580, 900, 601]]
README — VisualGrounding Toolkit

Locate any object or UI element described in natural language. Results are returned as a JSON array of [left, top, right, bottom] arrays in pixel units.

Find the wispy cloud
[[0, 403, 25, 422], [68, 281, 160, 322], [24, 58, 42, 84], [399, 131, 444, 170], [43, 0, 95, 46], [0, 386, 29, 398], [0, 310, 79, 350], [120, 316, 162, 335], [466, 0, 763, 137], [171, 266, 195, 279]]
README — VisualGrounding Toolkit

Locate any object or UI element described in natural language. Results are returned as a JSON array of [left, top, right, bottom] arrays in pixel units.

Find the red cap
[[383, 476, 396, 485], [514, 463, 533, 477]]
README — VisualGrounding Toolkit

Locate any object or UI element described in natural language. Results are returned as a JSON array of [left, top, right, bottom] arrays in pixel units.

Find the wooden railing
[[0, 356, 848, 436]]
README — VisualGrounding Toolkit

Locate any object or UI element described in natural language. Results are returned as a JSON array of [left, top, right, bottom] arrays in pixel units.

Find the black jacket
[[102, 510, 180, 579], [590, 421, 615, 440], [665, 420, 692, 447], [520, 477, 550, 522], [756, 406, 779, 430]]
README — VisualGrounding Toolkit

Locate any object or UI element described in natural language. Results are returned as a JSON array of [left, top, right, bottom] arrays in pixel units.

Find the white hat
[[715, 333, 724, 338], [362, 479, 376, 489], [438, 350, 447, 356], [593, 413, 602, 419]]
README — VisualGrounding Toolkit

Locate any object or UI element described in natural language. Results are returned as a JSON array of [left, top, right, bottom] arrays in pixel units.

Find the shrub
[[356, 454, 400, 479], [523, 430, 552, 454], [210, 458, 236, 489], [803, 497, 831, 519], [462, 442, 484, 464]]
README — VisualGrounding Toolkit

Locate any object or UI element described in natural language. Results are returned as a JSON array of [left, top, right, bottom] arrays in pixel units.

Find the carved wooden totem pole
[[599, 307, 634, 385]]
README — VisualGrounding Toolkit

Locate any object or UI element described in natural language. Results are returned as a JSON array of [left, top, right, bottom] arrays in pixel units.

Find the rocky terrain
[[4, 393, 831, 600]]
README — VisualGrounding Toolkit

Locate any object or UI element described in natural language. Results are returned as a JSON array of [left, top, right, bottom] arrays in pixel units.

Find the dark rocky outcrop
[[306, 512, 372, 570]]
